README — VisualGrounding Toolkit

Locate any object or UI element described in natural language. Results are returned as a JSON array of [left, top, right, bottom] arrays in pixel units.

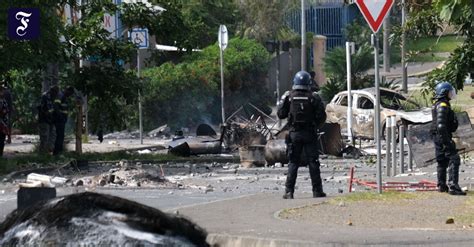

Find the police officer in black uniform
[[431, 82, 466, 196], [277, 71, 327, 199], [53, 86, 75, 156]]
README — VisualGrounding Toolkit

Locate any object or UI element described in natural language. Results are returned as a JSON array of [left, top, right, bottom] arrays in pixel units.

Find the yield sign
[[355, 0, 394, 33]]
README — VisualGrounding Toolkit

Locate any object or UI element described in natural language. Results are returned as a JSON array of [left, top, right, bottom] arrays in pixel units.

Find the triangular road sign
[[355, 0, 394, 33]]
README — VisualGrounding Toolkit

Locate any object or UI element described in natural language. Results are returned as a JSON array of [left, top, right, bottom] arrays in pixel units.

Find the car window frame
[[356, 94, 375, 110]]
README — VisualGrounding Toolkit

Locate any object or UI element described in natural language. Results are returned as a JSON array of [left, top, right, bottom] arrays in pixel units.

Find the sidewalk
[[367, 61, 444, 79], [176, 192, 474, 246]]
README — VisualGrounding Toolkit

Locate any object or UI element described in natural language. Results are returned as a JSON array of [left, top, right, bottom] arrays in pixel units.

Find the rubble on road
[[147, 124, 171, 138], [103, 130, 140, 139], [24, 173, 68, 188]]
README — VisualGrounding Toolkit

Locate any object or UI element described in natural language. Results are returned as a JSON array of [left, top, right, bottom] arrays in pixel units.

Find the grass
[[451, 86, 474, 111], [0, 152, 181, 176], [328, 191, 420, 205], [390, 35, 465, 64], [409, 53, 447, 63], [453, 191, 474, 224], [407, 86, 474, 111], [407, 35, 465, 54]]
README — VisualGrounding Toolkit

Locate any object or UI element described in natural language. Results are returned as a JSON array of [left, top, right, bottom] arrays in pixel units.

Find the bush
[[141, 38, 271, 130], [5, 70, 42, 134]]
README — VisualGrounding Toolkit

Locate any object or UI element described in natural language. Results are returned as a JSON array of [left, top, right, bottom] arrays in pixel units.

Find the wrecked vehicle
[[326, 88, 432, 139]]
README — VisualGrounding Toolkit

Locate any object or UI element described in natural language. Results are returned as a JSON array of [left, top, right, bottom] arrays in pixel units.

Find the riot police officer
[[431, 82, 466, 196], [277, 71, 327, 199]]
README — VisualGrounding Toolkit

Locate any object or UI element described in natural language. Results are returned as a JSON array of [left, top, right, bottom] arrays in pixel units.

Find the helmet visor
[[448, 88, 457, 100]]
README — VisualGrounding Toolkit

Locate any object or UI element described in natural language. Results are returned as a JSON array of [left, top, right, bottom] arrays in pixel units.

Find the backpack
[[289, 90, 315, 127]]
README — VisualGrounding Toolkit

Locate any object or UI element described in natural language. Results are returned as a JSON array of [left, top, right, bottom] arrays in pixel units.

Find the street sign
[[129, 28, 149, 49], [218, 25, 228, 51], [355, 0, 394, 33]]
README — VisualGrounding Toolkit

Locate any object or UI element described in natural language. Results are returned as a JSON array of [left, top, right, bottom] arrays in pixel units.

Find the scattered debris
[[104, 130, 140, 139], [196, 123, 217, 136], [340, 145, 364, 159], [24, 173, 68, 188], [239, 145, 266, 168], [147, 124, 171, 138]]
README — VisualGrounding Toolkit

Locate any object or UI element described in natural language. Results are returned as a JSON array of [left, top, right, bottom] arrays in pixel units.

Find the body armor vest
[[289, 90, 314, 128]]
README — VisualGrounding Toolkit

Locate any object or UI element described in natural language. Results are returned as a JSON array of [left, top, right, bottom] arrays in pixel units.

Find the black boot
[[309, 161, 325, 198], [437, 166, 447, 192], [438, 184, 449, 193], [283, 191, 294, 199], [448, 184, 466, 196], [313, 191, 326, 198]]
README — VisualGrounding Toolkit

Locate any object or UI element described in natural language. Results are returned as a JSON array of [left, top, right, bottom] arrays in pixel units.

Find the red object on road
[[348, 166, 355, 193], [355, 0, 395, 33], [352, 178, 438, 191]]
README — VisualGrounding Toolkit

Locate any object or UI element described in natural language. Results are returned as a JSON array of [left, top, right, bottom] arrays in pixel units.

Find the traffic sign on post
[[218, 25, 228, 124], [355, 0, 394, 33], [129, 28, 149, 49], [355, 0, 395, 194], [218, 25, 228, 51]]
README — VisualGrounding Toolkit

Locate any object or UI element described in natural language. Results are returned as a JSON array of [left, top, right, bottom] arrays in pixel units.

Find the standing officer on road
[[38, 86, 59, 154], [431, 82, 466, 196], [277, 71, 327, 199], [53, 86, 75, 155]]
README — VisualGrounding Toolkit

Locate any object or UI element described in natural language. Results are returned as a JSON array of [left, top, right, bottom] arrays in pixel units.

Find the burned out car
[[326, 88, 432, 139]]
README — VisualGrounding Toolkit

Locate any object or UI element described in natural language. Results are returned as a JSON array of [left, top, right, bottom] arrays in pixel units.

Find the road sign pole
[[401, 0, 408, 93], [130, 28, 148, 145], [137, 49, 143, 145], [301, 0, 306, 70], [346, 42, 353, 144], [356, 0, 394, 194], [218, 25, 228, 125], [372, 33, 382, 194], [220, 46, 225, 124]]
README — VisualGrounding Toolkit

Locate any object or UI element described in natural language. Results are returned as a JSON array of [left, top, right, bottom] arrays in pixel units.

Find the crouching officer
[[277, 71, 327, 199], [431, 82, 466, 196]]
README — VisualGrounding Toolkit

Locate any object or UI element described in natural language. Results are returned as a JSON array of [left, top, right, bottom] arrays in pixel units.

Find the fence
[[286, 3, 359, 50]]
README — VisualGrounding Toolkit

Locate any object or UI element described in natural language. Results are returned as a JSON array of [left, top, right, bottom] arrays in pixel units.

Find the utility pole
[[301, 0, 306, 70], [401, 0, 408, 93], [383, 10, 391, 72]]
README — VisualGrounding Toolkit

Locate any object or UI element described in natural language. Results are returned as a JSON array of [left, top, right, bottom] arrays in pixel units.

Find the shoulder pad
[[281, 91, 290, 101]]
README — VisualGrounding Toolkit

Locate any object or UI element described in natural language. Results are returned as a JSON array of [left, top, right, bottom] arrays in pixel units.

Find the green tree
[[320, 21, 375, 101], [141, 38, 271, 129], [236, 0, 298, 43], [421, 0, 472, 96]]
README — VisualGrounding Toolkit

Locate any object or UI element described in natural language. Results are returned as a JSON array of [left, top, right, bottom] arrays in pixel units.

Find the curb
[[384, 61, 446, 79], [207, 233, 320, 247]]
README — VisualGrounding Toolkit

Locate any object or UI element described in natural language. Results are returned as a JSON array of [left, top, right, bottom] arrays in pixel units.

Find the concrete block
[[17, 187, 56, 210]]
